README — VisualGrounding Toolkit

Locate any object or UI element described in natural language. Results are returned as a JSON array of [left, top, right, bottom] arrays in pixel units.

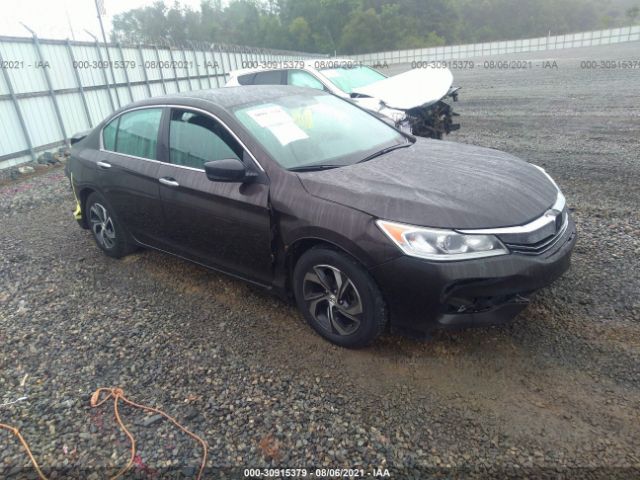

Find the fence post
[[153, 46, 167, 94], [199, 43, 212, 89], [168, 46, 181, 92], [0, 51, 36, 162], [180, 47, 194, 90], [29, 32, 69, 146], [210, 45, 221, 88], [66, 39, 93, 128], [137, 45, 153, 97], [117, 43, 134, 103], [239, 48, 245, 69], [190, 42, 204, 89], [225, 48, 233, 77], [90, 38, 116, 111]]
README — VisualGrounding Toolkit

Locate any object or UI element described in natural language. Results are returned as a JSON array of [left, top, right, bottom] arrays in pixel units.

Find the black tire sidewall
[[85, 192, 129, 258], [293, 248, 387, 348]]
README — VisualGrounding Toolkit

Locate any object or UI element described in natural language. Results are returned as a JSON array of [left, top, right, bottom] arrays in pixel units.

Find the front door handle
[[96, 161, 111, 169], [159, 177, 180, 187]]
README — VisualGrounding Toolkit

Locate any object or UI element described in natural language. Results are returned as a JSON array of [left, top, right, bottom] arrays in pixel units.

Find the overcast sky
[[0, 0, 203, 41]]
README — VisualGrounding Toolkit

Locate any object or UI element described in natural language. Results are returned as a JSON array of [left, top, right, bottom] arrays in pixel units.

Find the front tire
[[293, 247, 387, 348], [85, 192, 133, 258]]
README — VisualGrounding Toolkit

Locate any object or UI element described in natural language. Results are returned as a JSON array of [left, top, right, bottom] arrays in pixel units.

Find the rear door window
[[106, 108, 163, 160], [168, 109, 242, 170]]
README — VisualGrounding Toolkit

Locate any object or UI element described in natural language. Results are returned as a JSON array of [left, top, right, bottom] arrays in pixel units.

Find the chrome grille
[[457, 192, 570, 256], [503, 210, 569, 255]]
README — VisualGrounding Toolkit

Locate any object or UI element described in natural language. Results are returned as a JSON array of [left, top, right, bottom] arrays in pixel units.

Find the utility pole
[[94, 0, 109, 47], [65, 9, 76, 40], [92, 0, 121, 108]]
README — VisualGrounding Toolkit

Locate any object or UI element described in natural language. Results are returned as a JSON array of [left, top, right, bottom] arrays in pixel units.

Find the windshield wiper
[[357, 142, 411, 164], [288, 164, 342, 172]]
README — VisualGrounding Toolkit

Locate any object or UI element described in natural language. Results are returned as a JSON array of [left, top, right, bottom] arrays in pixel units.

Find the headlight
[[376, 220, 508, 261]]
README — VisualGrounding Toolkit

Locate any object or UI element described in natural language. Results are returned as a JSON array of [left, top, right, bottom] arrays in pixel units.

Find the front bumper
[[370, 216, 577, 336]]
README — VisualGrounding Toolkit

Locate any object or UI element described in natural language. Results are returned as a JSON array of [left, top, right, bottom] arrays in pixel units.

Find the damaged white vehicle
[[224, 60, 460, 139]]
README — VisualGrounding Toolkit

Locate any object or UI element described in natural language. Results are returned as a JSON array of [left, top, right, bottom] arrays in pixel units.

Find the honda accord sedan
[[66, 85, 576, 348]]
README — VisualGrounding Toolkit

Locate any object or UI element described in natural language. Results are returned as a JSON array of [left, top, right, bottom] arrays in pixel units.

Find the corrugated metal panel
[[57, 92, 91, 136], [40, 43, 76, 90], [149, 82, 164, 96], [116, 86, 132, 105], [164, 81, 178, 94], [0, 41, 48, 93], [0, 100, 27, 155], [0, 64, 8, 95], [20, 96, 62, 146], [85, 89, 113, 125], [122, 47, 144, 82], [131, 85, 148, 101], [108, 46, 127, 84], [142, 48, 160, 80], [74, 44, 105, 88], [157, 49, 174, 79]]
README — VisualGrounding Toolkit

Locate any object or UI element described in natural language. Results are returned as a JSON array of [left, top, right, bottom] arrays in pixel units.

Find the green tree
[[110, 0, 634, 54], [627, 6, 640, 23], [288, 17, 313, 51], [339, 8, 384, 54]]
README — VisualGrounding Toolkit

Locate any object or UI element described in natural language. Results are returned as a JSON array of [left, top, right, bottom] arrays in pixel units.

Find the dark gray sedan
[[66, 85, 576, 347]]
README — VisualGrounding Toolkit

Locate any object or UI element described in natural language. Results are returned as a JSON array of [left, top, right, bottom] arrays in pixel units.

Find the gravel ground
[[1, 42, 639, 479]]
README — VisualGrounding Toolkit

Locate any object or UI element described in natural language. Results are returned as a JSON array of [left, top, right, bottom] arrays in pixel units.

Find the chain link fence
[[0, 34, 325, 170]]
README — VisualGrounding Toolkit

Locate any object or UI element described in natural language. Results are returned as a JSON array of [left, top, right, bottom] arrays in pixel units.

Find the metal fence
[[2, 25, 639, 170], [0, 35, 324, 169], [348, 25, 640, 65]]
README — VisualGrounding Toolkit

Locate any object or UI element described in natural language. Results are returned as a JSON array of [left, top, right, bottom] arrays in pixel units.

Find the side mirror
[[204, 158, 247, 183]]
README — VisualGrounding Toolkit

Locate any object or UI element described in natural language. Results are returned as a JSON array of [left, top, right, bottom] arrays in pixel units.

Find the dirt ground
[[1, 42, 639, 478]]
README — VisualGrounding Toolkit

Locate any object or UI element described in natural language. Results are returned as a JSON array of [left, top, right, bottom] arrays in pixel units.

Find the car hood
[[351, 66, 453, 110], [297, 139, 558, 229]]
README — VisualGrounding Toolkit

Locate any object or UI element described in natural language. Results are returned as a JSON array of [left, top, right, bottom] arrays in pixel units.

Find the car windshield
[[233, 93, 406, 170], [319, 66, 386, 94]]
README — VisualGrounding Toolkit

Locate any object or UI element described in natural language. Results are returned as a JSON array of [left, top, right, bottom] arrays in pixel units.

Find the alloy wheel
[[89, 202, 116, 250], [302, 264, 363, 336]]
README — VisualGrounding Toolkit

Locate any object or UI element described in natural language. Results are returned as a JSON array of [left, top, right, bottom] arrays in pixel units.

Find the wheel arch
[[282, 233, 375, 296], [77, 186, 96, 228]]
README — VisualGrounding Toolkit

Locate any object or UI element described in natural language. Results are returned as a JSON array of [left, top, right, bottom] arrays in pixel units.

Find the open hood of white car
[[351, 66, 454, 110]]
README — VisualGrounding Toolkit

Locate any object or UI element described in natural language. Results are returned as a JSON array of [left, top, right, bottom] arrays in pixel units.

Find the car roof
[[125, 85, 325, 111]]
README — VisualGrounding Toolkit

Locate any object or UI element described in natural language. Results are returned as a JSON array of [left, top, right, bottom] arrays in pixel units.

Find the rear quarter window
[[102, 118, 118, 150], [237, 73, 256, 85], [253, 70, 285, 85]]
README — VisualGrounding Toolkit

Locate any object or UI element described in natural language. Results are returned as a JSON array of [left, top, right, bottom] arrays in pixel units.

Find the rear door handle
[[96, 161, 111, 169], [159, 177, 180, 187]]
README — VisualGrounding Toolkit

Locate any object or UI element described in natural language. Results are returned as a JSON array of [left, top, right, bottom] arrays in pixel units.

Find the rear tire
[[85, 192, 134, 259], [293, 247, 387, 348]]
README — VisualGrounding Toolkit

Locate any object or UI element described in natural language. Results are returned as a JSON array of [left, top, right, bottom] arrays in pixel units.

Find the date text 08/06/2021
[[243, 467, 391, 477]]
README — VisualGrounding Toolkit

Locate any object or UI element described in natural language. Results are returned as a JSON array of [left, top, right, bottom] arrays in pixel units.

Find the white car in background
[[225, 59, 460, 139]]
